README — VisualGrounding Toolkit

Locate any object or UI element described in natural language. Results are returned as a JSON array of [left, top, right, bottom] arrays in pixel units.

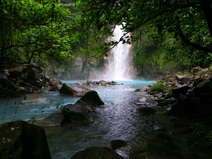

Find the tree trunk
[[200, 0, 212, 39]]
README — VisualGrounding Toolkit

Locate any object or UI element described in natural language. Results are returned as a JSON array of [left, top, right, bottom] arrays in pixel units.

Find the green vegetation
[[1, 0, 212, 76], [77, 0, 212, 75], [191, 122, 212, 146], [147, 81, 166, 93]]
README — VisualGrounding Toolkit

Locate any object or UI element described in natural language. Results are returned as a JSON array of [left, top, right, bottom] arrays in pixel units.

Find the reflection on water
[[0, 80, 155, 159]]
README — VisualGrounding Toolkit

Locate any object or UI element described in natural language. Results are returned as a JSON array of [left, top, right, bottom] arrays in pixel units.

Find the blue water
[[0, 80, 155, 159], [0, 92, 79, 124]]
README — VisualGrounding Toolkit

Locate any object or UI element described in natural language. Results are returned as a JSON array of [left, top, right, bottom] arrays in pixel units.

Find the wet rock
[[137, 107, 156, 116], [110, 140, 127, 150], [59, 83, 89, 96], [147, 133, 184, 159], [71, 147, 124, 159], [59, 83, 77, 96], [75, 90, 104, 107], [21, 93, 50, 104], [60, 107, 91, 127], [0, 120, 51, 159], [87, 80, 118, 86], [28, 113, 63, 127]]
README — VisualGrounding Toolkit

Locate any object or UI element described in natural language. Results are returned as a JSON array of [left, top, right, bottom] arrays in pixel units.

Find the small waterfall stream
[[104, 25, 132, 80]]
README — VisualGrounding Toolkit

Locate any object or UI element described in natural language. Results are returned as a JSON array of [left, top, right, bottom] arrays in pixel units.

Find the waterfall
[[104, 25, 132, 81]]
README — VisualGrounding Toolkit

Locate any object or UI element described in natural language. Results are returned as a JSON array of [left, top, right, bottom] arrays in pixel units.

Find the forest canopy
[[0, 0, 212, 73], [77, 0, 212, 69]]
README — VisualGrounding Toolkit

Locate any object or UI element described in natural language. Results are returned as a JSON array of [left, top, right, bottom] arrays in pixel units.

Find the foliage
[[147, 81, 165, 94], [191, 122, 212, 146], [77, 0, 212, 72], [0, 0, 78, 69]]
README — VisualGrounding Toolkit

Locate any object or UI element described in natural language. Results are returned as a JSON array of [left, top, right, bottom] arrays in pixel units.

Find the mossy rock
[[71, 147, 124, 159], [75, 90, 104, 106], [0, 120, 51, 159]]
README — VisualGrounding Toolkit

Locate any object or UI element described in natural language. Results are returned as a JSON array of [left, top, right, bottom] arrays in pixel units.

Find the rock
[[0, 120, 51, 159], [21, 93, 50, 104], [139, 97, 147, 102], [167, 97, 201, 118], [59, 83, 77, 96], [110, 140, 127, 150], [175, 73, 186, 81], [194, 79, 212, 96], [29, 113, 63, 127], [60, 107, 91, 127], [147, 133, 183, 159], [75, 90, 104, 107], [59, 83, 89, 96], [71, 147, 124, 159], [137, 107, 156, 116], [172, 85, 189, 97], [1, 63, 54, 97]]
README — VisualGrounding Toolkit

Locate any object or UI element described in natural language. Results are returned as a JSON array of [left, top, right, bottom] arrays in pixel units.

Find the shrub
[[147, 80, 165, 93]]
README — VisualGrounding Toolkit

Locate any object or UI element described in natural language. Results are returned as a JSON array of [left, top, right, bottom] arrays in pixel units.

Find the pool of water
[[0, 80, 155, 159]]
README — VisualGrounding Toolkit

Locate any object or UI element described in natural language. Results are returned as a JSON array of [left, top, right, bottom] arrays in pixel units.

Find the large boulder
[[168, 79, 212, 118], [60, 107, 91, 127], [59, 83, 90, 96], [71, 147, 124, 159], [59, 83, 77, 96], [75, 90, 104, 106], [0, 120, 51, 159]]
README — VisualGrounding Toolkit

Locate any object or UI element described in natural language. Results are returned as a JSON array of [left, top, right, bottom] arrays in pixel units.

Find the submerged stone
[[60, 107, 91, 127], [71, 147, 124, 159]]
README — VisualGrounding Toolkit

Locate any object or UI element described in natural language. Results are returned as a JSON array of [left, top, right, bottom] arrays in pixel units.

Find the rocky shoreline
[[137, 66, 212, 159], [0, 63, 56, 98], [1, 63, 212, 159]]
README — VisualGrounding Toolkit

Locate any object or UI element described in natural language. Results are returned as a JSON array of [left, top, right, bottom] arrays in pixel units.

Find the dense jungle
[[0, 0, 212, 159]]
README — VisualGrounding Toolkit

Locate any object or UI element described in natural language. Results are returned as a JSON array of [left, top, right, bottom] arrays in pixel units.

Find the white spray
[[104, 25, 132, 81]]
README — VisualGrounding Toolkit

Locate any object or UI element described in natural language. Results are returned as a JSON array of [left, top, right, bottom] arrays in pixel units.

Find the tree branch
[[178, 25, 212, 53]]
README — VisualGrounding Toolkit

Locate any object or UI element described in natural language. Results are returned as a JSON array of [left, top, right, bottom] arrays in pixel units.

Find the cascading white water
[[104, 25, 132, 80]]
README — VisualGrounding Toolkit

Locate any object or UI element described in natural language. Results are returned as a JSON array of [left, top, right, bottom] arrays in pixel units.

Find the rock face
[[0, 120, 51, 159], [147, 66, 212, 119], [168, 78, 212, 118], [71, 147, 124, 159], [0, 63, 54, 97]]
